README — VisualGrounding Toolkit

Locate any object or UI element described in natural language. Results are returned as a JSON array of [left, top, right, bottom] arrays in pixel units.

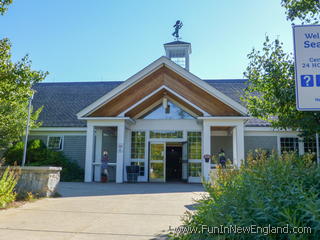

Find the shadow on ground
[[57, 182, 204, 198]]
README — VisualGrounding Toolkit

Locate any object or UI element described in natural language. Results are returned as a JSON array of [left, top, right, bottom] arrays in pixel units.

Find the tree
[[243, 1, 320, 137], [243, 37, 320, 136], [0, 0, 12, 15], [0, 0, 47, 151], [0, 38, 48, 150], [281, 0, 320, 23]]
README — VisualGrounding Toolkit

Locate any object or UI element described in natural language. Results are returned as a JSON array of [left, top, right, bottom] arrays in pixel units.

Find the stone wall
[[0, 166, 62, 197]]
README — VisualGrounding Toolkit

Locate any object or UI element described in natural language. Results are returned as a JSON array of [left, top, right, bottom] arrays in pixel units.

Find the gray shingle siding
[[28, 135, 86, 169], [63, 136, 86, 169], [244, 136, 278, 156]]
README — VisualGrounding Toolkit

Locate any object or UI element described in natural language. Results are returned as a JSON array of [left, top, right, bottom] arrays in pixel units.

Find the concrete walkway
[[0, 182, 204, 240]]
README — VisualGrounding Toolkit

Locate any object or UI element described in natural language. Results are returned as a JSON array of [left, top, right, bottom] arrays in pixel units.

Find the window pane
[[131, 131, 145, 159], [150, 130, 183, 139], [131, 162, 145, 176], [150, 162, 164, 180], [304, 137, 317, 154], [280, 137, 299, 154], [150, 144, 164, 161], [48, 136, 62, 150], [188, 132, 202, 159], [142, 101, 195, 119], [189, 162, 201, 177]]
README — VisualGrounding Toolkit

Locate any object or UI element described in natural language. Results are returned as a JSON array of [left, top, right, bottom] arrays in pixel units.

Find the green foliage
[[243, 37, 320, 137], [0, 166, 20, 208], [281, 0, 320, 23], [3, 139, 84, 182], [0, 0, 12, 15], [172, 151, 320, 240], [0, 38, 48, 151]]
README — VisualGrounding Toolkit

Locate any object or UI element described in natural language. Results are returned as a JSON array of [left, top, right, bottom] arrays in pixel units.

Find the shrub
[[0, 167, 20, 208], [172, 150, 320, 240], [3, 139, 84, 182]]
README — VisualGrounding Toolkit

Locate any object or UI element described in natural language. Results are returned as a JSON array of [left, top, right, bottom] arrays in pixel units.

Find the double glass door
[[149, 142, 166, 182]]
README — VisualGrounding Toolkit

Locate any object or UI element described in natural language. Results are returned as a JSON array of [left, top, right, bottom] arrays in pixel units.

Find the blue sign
[[301, 75, 314, 87], [293, 25, 320, 110], [317, 75, 320, 87]]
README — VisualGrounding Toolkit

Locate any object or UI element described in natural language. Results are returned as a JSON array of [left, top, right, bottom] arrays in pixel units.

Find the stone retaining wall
[[0, 166, 62, 197]]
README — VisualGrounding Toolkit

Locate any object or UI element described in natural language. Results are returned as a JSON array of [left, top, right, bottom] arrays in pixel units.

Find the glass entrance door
[[149, 142, 166, 182]]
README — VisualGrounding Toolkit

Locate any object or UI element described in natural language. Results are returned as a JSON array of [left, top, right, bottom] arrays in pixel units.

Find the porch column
[[94, 129, 103, 182], [202, 121, 211, 182], [235, 123, 244, 167], [116, 122, 125, 183], [84, 125, 95, 182], [232, 127, 238, 166]]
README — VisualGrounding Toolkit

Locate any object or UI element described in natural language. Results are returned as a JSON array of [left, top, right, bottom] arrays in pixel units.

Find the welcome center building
[[29, 40, 318, 183]]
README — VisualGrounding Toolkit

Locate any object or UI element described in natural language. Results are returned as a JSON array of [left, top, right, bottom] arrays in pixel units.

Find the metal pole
[[316, 133, 320, 165], [22, 93, 34, 166]]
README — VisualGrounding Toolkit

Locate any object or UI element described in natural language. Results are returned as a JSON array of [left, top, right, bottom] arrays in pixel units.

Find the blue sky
[[1, 0, 294, 82]]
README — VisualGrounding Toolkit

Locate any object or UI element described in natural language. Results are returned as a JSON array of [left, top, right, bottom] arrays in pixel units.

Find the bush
[[3, 139, 84, 182], [172, 150, 320, 240], [0, 167, 20, 208]]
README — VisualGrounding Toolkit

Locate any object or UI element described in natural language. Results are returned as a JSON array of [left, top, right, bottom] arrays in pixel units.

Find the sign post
[[293, 25, 320, 164]]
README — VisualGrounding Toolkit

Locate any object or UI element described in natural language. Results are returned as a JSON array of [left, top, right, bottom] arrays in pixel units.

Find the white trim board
[[76, 56, 247, 118], [31, 127, 87, 132]]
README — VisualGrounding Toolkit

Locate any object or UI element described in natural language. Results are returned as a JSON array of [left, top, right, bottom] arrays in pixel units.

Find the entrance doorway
[[166, 144, 182, 181]]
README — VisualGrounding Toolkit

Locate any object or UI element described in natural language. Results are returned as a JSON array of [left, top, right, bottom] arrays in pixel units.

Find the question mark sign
[[304, 75, 311, 86]]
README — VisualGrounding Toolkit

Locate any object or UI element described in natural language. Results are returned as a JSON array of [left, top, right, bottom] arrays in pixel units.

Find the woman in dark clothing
[[218, 148, 226, 168]]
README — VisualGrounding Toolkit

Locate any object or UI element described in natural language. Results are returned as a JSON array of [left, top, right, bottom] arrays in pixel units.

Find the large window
[[131, 131, 145, 159], [47, 136, 63, 151], [187, 132, 202, 159], [280, 137, 299, 153], [189, 162, 201, 177], [150, 130, 183, 139], [142, 101, 195, 120], [304, 138, 317, 154]]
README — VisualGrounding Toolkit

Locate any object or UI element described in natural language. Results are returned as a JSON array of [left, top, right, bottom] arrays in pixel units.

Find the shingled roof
[[32, 79, 270, 127]]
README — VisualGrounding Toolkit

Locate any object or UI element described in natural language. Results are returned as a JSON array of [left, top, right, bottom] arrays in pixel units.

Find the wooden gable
[[89, 66, 242, 117]]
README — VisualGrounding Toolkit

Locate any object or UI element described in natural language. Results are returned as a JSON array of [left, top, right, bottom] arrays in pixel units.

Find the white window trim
[[130, 131, 146, 160], [47, 135, 64, 151], [278, 136, 300, 155]]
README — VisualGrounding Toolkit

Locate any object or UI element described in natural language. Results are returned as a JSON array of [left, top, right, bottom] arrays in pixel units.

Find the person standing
[[218, 149, 226, 168], [101, 151, 109, 182]]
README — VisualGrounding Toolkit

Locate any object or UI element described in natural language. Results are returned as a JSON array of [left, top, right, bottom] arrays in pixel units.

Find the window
[[189, 162, 201, 177], [47, 136, 63, 151], [142, 101, 195, 120], [130, 162, 145, 176], [150, 130, 183, 139], [304, 137, 320, 154], [131, 131, 145, 159], [188, 132, 202, 159], [280, 137, 299, 153]]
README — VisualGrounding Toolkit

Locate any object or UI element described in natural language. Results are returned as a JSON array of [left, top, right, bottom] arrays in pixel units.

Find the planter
[[0, 166, 62, 197]]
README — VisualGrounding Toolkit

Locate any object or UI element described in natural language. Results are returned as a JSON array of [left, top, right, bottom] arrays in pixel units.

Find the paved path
[[0, 182, 204, 240]]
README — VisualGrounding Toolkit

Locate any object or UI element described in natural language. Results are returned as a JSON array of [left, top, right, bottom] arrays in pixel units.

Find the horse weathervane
[[172, 20, 183, 40]]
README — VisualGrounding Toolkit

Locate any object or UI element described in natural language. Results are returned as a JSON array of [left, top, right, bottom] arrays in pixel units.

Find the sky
[[0, 0, 295, 82]]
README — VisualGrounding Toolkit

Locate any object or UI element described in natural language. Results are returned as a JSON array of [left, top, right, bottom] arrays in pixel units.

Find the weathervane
[[172, 20, 183, 40]]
